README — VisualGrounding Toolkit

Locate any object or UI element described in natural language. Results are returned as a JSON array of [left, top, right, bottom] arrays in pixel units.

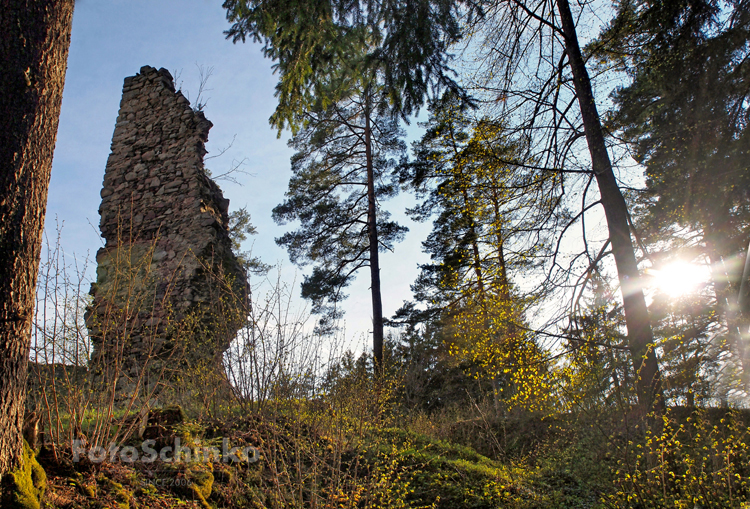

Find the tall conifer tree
[[273, 81, 407, 369], [224, 0, 469, 371], [395, 94, 559, 409]]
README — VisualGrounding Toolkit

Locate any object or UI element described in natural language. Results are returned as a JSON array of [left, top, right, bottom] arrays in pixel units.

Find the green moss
[[134, 482, 157, 497], [187, 463, 214, 508], [169, 463, 214, 509], [371, 428, 563, 508], [97, 476, 132, 509], [0, 440, 47, 509], [68, 474, 96, 498], [401, 449, 524, 508]]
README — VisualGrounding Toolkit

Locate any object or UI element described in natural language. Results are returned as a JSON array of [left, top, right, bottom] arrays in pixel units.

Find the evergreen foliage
[[392, 94, 560, 412], [562, 274, 634, 410], [224, 0, 473, 369], [272, 90, 407, 335], [228, 207, 271, 276], [223, 0, 472, 133], [396, 94, 560, 314]]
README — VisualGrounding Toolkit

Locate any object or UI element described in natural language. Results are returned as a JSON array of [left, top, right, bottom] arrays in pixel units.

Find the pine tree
[[399, 95, 560, 311], [395, 95, 558, 411], [228, 207, 271, 276], [649, 287, 720, 406], [273, 84, 407, 369], [563, 273, 632, 410], [224, 0, 469, 371]]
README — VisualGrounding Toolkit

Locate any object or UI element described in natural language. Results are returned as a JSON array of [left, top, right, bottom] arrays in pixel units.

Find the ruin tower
[[87, 66, 248, 401]]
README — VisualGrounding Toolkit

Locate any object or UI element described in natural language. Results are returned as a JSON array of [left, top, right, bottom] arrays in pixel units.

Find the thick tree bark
[[0, 0, 74, 475], [364, 96, 385, 374], [555, 0, 663, 410]]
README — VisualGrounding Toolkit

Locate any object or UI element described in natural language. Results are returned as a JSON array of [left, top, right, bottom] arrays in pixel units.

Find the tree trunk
[[464, 190, 486, 302], [490, 187, 510, 302], [555, 0, 663, 411], [449, 120, 486, 304], [706, 229, 750, 392], [0, 0, 74, 475], [737, 239, 750, 389], [364, 94, 385, 374]]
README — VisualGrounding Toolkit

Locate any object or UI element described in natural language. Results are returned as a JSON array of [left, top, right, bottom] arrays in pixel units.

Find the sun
[[646, 261, 711, 298]]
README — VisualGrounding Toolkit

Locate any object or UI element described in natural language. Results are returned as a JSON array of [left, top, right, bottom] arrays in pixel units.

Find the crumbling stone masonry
[[87, 66, 247, 400]]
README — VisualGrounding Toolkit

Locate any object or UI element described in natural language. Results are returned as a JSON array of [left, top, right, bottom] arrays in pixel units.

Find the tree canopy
[[223, 0, 472, 132]]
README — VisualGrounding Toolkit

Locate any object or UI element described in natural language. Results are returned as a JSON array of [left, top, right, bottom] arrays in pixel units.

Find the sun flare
[[646, 261, 711, 298]]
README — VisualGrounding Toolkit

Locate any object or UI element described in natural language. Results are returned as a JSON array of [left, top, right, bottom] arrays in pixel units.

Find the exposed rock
[[86, 66, 247, 402]]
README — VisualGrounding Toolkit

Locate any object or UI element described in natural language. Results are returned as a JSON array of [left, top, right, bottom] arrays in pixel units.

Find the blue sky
[[49, 0, 431, 345]]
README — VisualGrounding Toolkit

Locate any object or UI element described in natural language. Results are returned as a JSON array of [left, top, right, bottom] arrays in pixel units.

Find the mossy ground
[[33, 406, 750, 508], [34, 409, 601, 509]]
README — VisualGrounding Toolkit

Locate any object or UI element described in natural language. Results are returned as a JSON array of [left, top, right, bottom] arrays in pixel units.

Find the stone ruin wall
[[87, 66, 247, 399]]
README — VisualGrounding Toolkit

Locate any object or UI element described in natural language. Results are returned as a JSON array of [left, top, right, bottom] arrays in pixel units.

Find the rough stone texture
[[87, 66, 247, 400]]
